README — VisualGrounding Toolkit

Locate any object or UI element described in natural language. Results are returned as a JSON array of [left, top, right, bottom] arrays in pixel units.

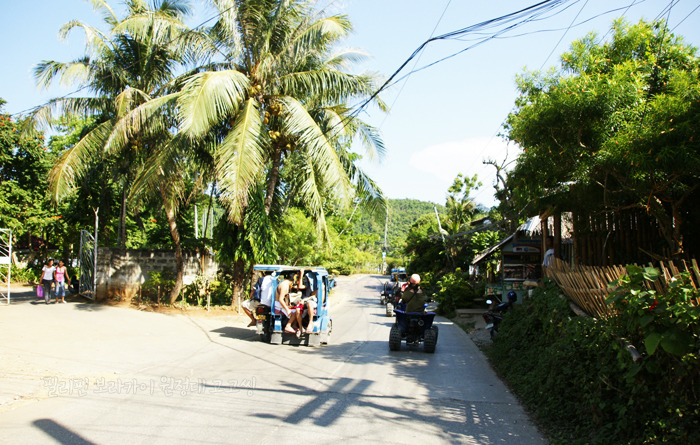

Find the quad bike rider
[[388, 274, 438, 353], [381, 267, 407, 317]]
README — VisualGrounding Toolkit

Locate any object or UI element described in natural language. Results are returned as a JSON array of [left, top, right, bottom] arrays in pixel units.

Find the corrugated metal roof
[[471, 233, 514, 265]]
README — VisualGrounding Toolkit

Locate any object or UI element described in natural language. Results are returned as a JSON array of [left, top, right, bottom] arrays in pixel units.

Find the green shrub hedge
[[488, 273, 699, 444]]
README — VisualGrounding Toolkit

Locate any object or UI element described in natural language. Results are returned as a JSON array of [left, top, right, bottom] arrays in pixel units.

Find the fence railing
[[544, 258, 700, 318]]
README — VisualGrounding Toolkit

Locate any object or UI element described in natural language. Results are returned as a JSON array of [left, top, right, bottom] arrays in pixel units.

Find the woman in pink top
[[53, 260, 70, 304]]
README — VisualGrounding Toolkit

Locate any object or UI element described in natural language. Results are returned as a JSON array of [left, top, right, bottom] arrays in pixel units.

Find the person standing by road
[[41, 259, 55, 305], [542, 235, 555, 268], [53, 260, 70, 304]]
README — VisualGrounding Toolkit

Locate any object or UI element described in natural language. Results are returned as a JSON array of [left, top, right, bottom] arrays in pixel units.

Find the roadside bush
[[180, 276, 232, 307], [488, 276, 699, 444], [430, 268, 483, 316], [10, 264, 40, 283], [139, 271, 175, 304]]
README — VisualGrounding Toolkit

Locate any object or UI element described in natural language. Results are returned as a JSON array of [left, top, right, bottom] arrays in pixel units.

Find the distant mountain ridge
[[353, 198, 445, 254]]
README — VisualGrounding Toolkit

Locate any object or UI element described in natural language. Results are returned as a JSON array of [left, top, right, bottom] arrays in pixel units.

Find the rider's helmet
[[507, 291, 518, 303]]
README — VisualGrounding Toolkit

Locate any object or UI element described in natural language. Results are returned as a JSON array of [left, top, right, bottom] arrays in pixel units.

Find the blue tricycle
[[252, 265, 332, 347]]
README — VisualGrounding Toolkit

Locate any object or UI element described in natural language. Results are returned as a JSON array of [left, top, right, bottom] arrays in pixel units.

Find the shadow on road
[[234, 373, 515, 443], [210, 326, 259, 341], [33, 418, 97, 445]]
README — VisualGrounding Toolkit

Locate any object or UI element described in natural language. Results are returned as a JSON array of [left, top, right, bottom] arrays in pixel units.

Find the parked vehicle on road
[[482, 291, 517, 338], [388, 305, 438, 353], [252, 265, 332, 347], [381, 267, 408, 317]]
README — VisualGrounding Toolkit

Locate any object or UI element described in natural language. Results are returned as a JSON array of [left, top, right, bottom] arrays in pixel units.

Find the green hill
[[353, 198, 444, 256]]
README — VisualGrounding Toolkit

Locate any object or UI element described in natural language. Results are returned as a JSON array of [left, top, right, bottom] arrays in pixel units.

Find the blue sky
[[2, 0, 699, 208]]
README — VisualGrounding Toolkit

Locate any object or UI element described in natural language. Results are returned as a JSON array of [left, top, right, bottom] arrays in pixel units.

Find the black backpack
[[251, 278, 263, 301]]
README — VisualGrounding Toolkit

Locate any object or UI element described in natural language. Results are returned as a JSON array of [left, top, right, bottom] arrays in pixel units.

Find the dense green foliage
[[394, 175, 505, 315], [0, 101, 59, 249], [352, 198, 444, 257], [503, 19, 700, 257], [489, 277, 699, 444]]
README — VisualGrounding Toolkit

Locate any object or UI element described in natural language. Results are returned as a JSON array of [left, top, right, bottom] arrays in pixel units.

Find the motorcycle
[[255, 304, 272, 343], [482, 291, 517, 338]]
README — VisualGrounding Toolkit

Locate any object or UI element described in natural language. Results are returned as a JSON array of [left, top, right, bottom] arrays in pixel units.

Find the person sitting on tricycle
[[276, 272, 302, 335]]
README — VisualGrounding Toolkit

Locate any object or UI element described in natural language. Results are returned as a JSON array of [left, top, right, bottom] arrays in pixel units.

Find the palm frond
[[348, 116, 386, 161], [105, 91, 180, 155], [48, 120, 115, 203], [278, 95, 352, 205], [114, 86, 151, 117], [34, 58, 94, 90], [22, 97, 109, 134], [58, 20, 111, 57], [278, 70, 374, 105], [216, 97, 266, 223], [324, 48, 370, 70], [283, 15, 351, 61], [129, 133, 181, 205], [115, 10, 190, 46], [209, 0, 241, 51], [87, 0, 119, 26], [177, 70, 250, 137], [340, 151, 387, 217]]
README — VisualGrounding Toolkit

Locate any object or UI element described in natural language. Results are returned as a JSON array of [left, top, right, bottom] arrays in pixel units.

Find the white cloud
[[409, 137, 521, 207]]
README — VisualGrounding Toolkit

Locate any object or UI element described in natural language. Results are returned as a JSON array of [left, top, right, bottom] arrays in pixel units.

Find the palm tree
[[174, 0, 387, 228], [32, 0, 200, 301], [127, 0, 387, 305], [444, 174, 480, 235]]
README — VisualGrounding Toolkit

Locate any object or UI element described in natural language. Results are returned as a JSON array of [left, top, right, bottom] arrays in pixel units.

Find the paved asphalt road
[[0, 275, 546, 444]]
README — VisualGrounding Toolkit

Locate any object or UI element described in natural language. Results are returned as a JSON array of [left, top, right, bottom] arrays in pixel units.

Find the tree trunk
[[230, 258, 248, 311], [118, 186, 127, 250], [164, 203, 184, 304], [264, 146, 283, 215]]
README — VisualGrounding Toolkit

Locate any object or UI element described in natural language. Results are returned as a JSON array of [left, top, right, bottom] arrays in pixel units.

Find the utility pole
[[434, 205, 455, 270], [194, 205, 199, 239], [93, 207, 99, 298], [382, 209, 389, 274]]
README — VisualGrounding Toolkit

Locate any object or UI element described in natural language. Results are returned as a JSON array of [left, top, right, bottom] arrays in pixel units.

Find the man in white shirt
[[243, 271, 275, 326], [542, 236, 555, 268]]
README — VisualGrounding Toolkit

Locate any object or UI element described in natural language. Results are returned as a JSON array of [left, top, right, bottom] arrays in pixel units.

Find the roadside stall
[[472, 217, 543, 303]]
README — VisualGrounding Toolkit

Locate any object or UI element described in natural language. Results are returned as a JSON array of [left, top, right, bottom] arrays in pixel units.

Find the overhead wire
[[671, 2, 700, 31], [540, 0, 589, 70], [377, 0, 453, 130], [345, 0, 575, 121]]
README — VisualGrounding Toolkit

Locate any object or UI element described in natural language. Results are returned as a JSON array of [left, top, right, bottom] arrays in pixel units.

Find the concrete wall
[[95, 248, 217, 300]]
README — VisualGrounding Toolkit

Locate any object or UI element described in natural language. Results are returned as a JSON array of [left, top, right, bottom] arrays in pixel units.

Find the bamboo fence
[[544, 258, 700, 318]]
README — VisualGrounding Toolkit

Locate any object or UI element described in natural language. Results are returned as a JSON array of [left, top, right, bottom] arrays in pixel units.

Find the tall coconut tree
[[126, 0, 387, 305], [31, 0, 202, 301], [174, 0, 387, 228]]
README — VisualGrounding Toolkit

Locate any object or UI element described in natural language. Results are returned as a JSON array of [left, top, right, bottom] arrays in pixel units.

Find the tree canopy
[[503, 19, 700, 256]]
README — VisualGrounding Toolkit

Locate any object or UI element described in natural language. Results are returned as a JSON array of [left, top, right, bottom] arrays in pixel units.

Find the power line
[[672, 2, 700, 31], [377, 0, 453, 130], [346, 0, 575, 121], [540, 0, 589, 70]]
